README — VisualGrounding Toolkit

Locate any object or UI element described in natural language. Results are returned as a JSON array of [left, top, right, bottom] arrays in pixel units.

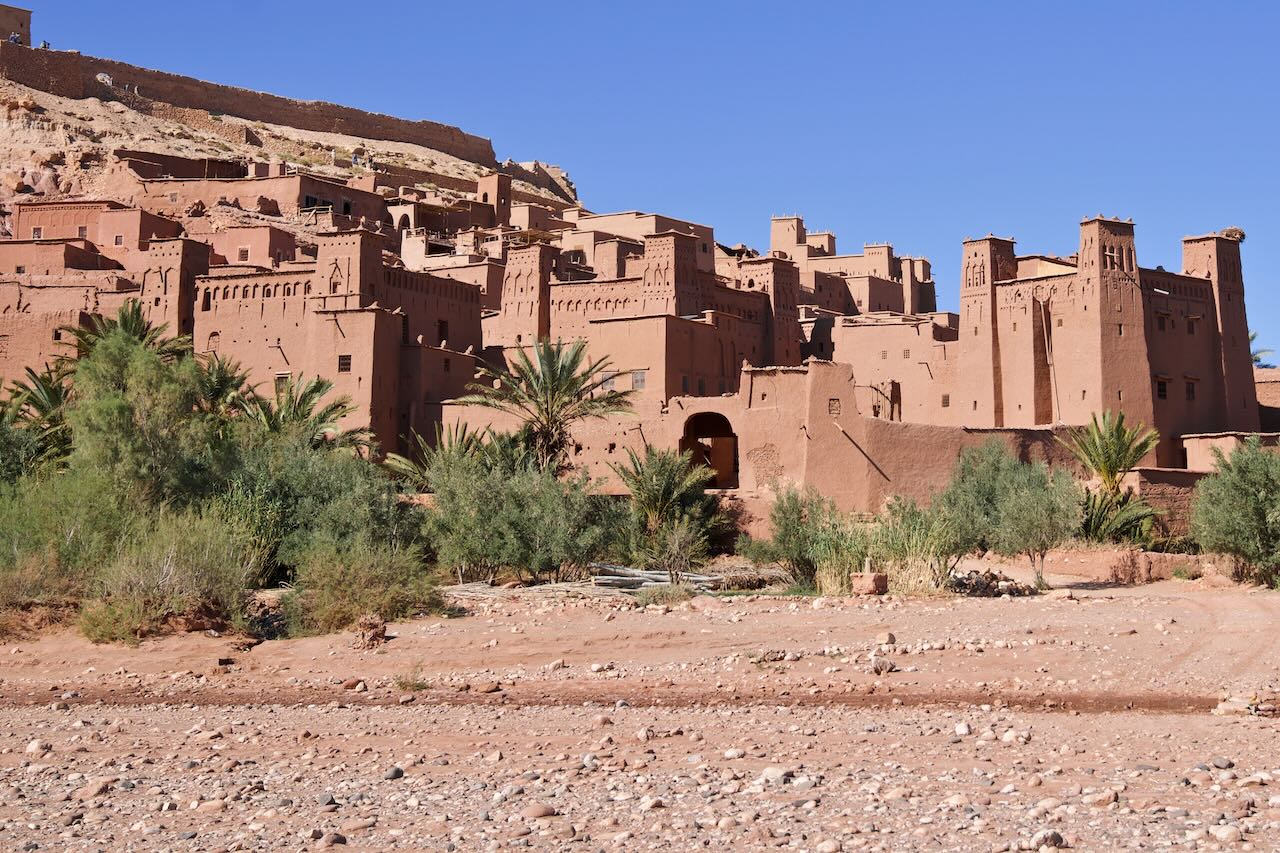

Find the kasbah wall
[[0, 42, 496, 165]]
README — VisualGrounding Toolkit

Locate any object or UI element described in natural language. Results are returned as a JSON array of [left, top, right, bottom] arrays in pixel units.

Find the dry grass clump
[[633, 583, 697, 607]]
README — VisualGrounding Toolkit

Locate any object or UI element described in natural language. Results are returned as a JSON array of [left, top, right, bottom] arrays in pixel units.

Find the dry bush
[[634, 583, 697, 607]]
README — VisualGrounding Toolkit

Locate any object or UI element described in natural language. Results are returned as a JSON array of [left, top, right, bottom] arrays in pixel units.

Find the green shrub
[[82, 507, 262, 642], [931, 440, 1023, 554], [67, 330, 236, 505], [425, 453, 618, 583], [283, 535, 437, 635], [0, 417, 38, 485], [1190, 438, 1280, 583], [0, 468, 139, 602], [871, 498, 965, 595], [764, 487, 835, 586], [811, 517, 871, 596], [989, 463, 1081, 589], [223, 433, 421, 578]]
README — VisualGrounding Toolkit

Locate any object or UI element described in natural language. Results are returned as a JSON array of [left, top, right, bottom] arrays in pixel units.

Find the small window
[[30, 227, 42, 239], [880, 350, 887, 360], [1156, 380, 1168, 400], [602, 372, 616, 392], [1081, 389, 1087, 400], [14, 265, 24, 274], [443, 358, 451, 373], [337, 355, 352, 373], [77, 225, 87, 239], [697, 378, 706, 395], [1186, 381, 1196, 401], [701, 242, 709, 253], [436, 319, 449, 345], [237, 247, 250, 262], [972, 400, 978, 411], [201, 290, 211, 311], [1187, 320, 1195, 335], [902, 349, 910, 359], [1056, 318, 1063, 327], [52, 329, 61, 341], [1118, 323, 1124, 336], [827, 398, 842, 416], [631, 370, 646, 391], [274, 373, 291, 394], [168, 192, 178, 203], [1157, 315, 1166, 331], [1012, 322, 1017, 332], [682, 375, 689, 394], [113, 235, 123, 246], [941, 394, 950, 408]]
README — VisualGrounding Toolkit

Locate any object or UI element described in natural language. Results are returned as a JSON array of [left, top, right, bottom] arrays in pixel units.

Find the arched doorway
[[681, 412, 738, 488]]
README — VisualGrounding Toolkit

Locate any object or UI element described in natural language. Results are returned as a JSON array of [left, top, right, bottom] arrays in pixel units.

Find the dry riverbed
[[1, 572, 1278, 851]]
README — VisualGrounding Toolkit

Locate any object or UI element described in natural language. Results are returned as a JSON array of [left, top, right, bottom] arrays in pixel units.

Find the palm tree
[[612, 446, 715, 538], [194, 353, 253, 419], [457, 340, 634, 471], [384, 422, 486, 490], [1057, 410, 1158, 497], [6, 364, 72, 464], [58, 299, 191, 365], [1250, 331, 1273, 368], [236, 375, 370, 449]]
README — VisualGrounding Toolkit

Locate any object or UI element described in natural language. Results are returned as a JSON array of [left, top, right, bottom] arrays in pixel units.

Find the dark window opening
[[1186, 381, 1196, 401], [77, 226, 87, 238], [436, 319, 449, 345], [237, 247, 250, 262], [337, 355, 352, 373], [1156, 380, 1167, 400]]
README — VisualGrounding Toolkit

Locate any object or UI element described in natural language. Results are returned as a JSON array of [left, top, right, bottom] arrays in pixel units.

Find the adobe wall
[[1122, 467, 1204, 536], [0, 43, 497, 165]]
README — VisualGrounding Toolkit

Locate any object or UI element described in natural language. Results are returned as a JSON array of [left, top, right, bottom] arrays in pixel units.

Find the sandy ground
[[2, 570, 1279, 852]]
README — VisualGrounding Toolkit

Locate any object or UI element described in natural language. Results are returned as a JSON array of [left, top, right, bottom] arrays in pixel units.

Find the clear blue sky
[[29, 1, 1280, 344]]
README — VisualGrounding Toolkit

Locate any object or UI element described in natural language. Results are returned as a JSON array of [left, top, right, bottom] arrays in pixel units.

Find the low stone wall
[[979, 547, 1230, 585]]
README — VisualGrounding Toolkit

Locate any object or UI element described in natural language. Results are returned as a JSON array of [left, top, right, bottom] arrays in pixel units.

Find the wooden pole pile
[[588, 563, 724, 591]]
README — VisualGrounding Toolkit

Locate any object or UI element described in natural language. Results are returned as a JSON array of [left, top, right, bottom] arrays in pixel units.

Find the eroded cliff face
[[0, 68, 575, 240]]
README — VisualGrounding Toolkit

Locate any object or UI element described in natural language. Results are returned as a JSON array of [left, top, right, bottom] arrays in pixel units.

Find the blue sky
[[30, 1, 1280, 344]]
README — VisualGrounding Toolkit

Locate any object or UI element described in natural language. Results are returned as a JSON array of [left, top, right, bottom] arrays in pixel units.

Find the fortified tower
[[1069, 217, 1155, 428], [957, 235, 1015, 426], [490, 242, 553, 348], [1183, 233, 1259, 431]]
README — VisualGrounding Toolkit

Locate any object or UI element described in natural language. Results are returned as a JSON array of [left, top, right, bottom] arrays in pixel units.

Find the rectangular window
[[274, 373, 291, 395], [237, 247, 250, 262], [337, 355, 352, 373], [1187, 320, 1195, 335], [697, 378, 706, 395], [30, 227, 41, 239], [1056, 318, 1063, 327], [14, 265, 24, 274], [113, 235, 123, 246], [1186, 381, 1196, 401], [1157, 315, 1166, 331], [941, 394, 950, 408], [1156, 380, 1167, 400], [602, 372, 615, 392], [443, 358, 451, 373], [77, 225, 87, 239], [681, 375, 689, 394], [880, 350, 887, 360], [631, 370, 646, 391], [436, 319, 449, 345], [902, 349, 910, 359], [1117, 323, 1124, 336], [827, 398, 842, 416]]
